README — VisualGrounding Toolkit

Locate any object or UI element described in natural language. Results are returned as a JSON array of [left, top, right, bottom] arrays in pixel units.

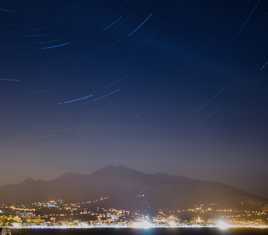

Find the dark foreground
[[11, 229, 268, 235]]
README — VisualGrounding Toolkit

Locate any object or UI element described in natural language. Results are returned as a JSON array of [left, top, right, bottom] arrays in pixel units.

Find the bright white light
[[167, 220, 178, 227], [130, 217, 153, 229], [216, 220, 231, 230], [11, 223, 21, 228], [77, 222, 89, 228]]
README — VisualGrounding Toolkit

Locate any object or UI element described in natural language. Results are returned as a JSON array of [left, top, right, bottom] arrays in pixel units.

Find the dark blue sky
[[0, 0, 268, 196]]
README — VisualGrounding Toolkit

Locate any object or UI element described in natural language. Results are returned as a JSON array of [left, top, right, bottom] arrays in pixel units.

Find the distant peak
[[57, 172, 86, 180], [101, 165, 134, 171], [60, 172, 78, 177], [22, 178, 36, 184], [92, 165, 145, 177]]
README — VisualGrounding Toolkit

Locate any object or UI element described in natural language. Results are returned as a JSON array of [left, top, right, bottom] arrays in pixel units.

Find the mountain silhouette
[[0, 166, 266, 210]]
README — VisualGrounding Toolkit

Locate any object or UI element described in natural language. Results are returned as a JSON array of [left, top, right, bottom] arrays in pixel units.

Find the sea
[[11, 229, 268, 235]]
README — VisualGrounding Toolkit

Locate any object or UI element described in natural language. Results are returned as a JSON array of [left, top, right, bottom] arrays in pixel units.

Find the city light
[[130, 217, 153, 229], [0, 199, 268, 230], [216, 219, 231, 230]]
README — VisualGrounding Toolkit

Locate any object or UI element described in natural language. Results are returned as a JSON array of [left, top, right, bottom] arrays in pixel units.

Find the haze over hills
[[0, 166, 267, 210]]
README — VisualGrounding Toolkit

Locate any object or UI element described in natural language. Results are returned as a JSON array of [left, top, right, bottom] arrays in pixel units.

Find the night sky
[[0, 0, 268, 196]]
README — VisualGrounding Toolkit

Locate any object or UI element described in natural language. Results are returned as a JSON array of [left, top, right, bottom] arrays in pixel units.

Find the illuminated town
[[0, 198, 267, 230]]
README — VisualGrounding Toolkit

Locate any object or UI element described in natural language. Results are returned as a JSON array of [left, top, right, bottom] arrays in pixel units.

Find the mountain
[[0, 166, 266, 210]]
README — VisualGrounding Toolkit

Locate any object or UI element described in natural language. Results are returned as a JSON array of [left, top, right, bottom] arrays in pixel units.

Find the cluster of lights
[[1, 200, 268, 231], [3, 218, 268, 231]]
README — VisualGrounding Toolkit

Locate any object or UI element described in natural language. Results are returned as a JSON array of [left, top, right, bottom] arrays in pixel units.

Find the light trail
[[195, 87, 225, 113], [0, 79, 21, 82], [103, 16, 123, 31], [0, 8, 16, 13], [58, 94, 94, 104], [128, 13, 153, 37], [41, 42, 70, 50], [235, 0, 261, 38], [91, 88, 120, 102]]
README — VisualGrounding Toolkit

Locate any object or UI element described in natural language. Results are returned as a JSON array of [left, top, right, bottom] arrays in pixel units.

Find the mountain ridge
[[0, 166, 267, 210]]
